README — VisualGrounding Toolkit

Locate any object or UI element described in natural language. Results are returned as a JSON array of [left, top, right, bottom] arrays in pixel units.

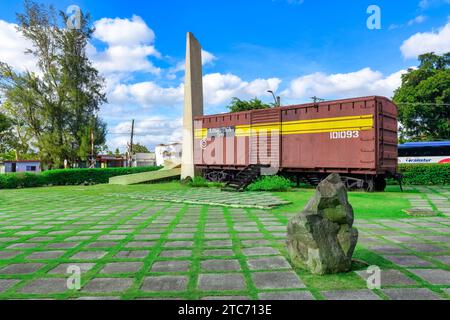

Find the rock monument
[[181, 32, 204, 179], [286, 173, 358, 275]]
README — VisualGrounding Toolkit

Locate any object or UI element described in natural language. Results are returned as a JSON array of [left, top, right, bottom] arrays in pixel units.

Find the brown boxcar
[[194, 96, 398, 191]]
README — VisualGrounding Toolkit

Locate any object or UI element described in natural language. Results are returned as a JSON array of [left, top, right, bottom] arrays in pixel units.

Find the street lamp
[[267, 90, 281, 107]]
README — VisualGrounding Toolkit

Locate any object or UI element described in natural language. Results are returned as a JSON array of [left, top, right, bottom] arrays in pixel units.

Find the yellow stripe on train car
[[194, 114, 374, 139]]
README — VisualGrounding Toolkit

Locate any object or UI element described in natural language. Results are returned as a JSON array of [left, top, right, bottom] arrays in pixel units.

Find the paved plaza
[[0, 185, 448, 300]]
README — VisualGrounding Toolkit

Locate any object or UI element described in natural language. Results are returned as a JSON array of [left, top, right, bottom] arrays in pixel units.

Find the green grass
[[0, 182, 448, 300], [272, 184, 413, 220]]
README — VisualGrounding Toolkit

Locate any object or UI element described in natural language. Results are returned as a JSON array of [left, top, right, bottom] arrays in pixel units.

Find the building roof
[[399, 141, 450, 148]]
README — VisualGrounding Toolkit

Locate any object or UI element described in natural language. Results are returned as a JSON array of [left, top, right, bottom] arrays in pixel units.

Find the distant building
[[132, 153, 156, 167], [2, 160, 41, 174], [96, 155, 126, 168], [155, 143, 182, 166]]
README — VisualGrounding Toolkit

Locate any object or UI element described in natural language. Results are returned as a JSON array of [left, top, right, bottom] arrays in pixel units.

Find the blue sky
[[0, 0, 449, 150]]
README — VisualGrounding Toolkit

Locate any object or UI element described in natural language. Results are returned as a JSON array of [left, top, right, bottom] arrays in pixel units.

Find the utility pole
[[90, 127, 94, 168], [129, 119, 135, 167]]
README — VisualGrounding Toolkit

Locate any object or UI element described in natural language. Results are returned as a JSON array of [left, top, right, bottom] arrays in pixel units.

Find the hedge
[[398, 164, 450, 185], [247, 175, 292, 192], [0, 166, 161, 189]]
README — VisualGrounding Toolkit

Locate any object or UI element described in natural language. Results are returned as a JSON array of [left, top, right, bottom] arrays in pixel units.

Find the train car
[[194, 96, 398, 191], [398, 141, 450, 164]]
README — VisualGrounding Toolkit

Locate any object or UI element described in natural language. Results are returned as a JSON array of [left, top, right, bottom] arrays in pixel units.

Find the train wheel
[[374, 176, 387, 192]]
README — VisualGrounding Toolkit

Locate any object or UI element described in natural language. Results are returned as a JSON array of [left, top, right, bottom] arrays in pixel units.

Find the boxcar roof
[[195, 96, 394, 119]]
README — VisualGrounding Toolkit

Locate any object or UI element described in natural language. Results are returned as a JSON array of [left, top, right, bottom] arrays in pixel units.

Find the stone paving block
[[0, 251, 21, 259], [151, 260, 191, 272], [420, 235, 450, 242], [0, 263, 44, 275], [384, 236, 421, 243], [241, 239, 273, 247], [101, 262, 143, 274], [384, 255, 435, 267], [70, 250, 108, 260], [164, 241, 194, 248], [201, 259, 241, 271], [251, 271, 305, 290], [18, 278, 69, 294], [382, 288, 442, 300], [202, 249, 235, 257], [407, 269, 450, 285], [49, 263, 95, 275], [247, 256, 291, 270], [26, 250, 65, 260], [98, 235, 127, 241], [405, 243, 447, 253], [258, 291, 315, 300], [76, 296, 121, 300], [124, 241, 156, 248], [0, 279, 19, 292], [321, 289, 381, 300], [201, 296, 250, 300], [115, 250, 149, 259], [432, 255, 450, 265], [204, 240, 233, 247], [141, 276, 188, 292], [134, 234, 161, 240], [242, 247, 280, 256], [159, 250, 192, 258], [82, 278, 134, 293], [46, 242, 79, 249], [87, 241, 118, 248], [198, 274, 246, 291], [7, 243, 40, 250], [356, 269, 417, 286]]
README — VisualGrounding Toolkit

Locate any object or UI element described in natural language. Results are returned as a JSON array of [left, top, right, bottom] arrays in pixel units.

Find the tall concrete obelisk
[[181, 32, 204, 179]]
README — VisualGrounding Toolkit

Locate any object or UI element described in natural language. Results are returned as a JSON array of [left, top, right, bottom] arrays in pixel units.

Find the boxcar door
[[249, 108, 282, 168]]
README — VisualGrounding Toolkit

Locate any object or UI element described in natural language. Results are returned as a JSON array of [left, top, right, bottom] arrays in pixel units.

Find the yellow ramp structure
[[109, 164, 181, 185]]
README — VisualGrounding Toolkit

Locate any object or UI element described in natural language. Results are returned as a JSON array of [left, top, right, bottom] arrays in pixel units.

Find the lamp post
[[267, 90, 281, 107]]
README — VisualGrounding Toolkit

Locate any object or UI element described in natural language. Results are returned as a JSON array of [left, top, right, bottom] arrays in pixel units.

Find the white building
[[132, 153, 156, 167], [155, 143, 182, 167]]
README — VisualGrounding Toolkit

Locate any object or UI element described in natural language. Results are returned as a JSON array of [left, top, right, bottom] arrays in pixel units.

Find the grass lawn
[[272, 184, 414, 220], [0, 182, 448, 300]]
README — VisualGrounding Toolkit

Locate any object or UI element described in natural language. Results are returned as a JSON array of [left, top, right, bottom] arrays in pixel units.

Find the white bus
[[398, 141, 450, 164]]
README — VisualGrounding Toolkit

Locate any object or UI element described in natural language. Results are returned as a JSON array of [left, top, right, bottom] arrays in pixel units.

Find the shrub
[[247, 175, 291, 192], [189, 176, 210, 188], [398, 164, 450, 185], [0, 166, 161, 189]]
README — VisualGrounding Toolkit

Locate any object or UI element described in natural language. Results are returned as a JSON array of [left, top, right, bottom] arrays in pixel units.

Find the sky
[[0, 0, 449, 151]]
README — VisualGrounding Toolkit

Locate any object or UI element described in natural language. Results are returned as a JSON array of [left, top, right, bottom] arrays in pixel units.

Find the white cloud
[[109, 81, 184, 108], [168, 49, 217, 78], [419, 0, 450, 9], [0, 20, 38, 73], [90, 15, 161, 75], [281, 68, 406, 100], [407, 15, 427, 26], [203, 73, 281, 105], [401, 22, 450, 58], [108, 117, 182, 151], [94, 15, 155, 46]]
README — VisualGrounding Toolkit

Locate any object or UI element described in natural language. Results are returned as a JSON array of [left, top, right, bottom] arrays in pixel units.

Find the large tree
[[393, 52, 450, 141], [0, 1, 107, 168], [226, 97, 273, 113], [0, 111, 13, 153]]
